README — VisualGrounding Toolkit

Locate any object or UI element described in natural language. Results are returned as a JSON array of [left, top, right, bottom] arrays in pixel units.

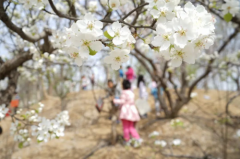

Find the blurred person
[[81, 75, 89, 90], [10, 92, 20, 114], [137, 75, 149, 118], [113, 79, 143, 147], [119, 66, 124, 79], [150, 80, 163, 117], [90, 73, 95, 89], [125, 66, 136, 83], [103, 79, 121, 121]]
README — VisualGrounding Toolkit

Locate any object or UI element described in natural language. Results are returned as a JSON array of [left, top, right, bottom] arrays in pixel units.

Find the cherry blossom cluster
[[0, 104, 9, 120], [18, 0, 48, 9], [10, 121, 31, 147], [10, 103, 70, 147], [150, 1, 215, 67], [103, 21, 136, 69], [31, 110, 70, 143], [101, 0, 130, 10], [52, 13, 104, 66]]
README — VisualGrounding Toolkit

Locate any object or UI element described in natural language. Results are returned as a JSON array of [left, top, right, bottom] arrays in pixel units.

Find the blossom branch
[[188, 28, 239, 98], [0, 0, 49, 43]]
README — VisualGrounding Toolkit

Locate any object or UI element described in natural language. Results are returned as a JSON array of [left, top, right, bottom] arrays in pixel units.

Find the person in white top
[[137, 75, 149, 118], [137, 75, 148, 100], [81, 75, 89, 90]]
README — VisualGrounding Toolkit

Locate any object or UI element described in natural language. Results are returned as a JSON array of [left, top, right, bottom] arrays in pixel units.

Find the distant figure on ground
[[113, 79, 143, 147], [119, 66, 124, 79], [150, 81, 163, 117], [90, 74, 95, 89], [137, 75, 148, 100], [125, 66, 135, 83], [137, 75, 149, 118], [10, 92, 20, 114], [103, 80, 121, 120], [81, 75, 89, 90]]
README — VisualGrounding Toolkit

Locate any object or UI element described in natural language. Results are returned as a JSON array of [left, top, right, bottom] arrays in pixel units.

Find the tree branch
[[0, 1, 49, 43], [48, 0, 79, 21], [0, 52, 32, 80], [121, 2, 149, 20]]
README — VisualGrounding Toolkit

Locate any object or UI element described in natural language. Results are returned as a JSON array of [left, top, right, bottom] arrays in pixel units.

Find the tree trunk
[[168, 99, 190, 118]]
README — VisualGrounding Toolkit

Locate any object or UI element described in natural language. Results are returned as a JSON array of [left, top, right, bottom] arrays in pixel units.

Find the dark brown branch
[[135, 48, 157, 71], [227, 62, 240, 67], [168, 72, 182, 101], [226, 91, 240, 119], [48, 0, 79, 21], [0, 52, 32, 80], [121, 2, 149, 20], [162, 61, 168, 78]]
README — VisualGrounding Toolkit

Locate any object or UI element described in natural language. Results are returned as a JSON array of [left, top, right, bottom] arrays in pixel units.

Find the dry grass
[[1, 89, 240, 159]]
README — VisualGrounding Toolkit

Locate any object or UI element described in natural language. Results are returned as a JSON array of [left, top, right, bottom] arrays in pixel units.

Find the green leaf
[[104, 31, 113, 40], [35, 109, 39, 114], [12, 1, 19, 5], [37, 140, 43, 143], [224, 13, 233, 22], [21, 115, 27, 119], [153, 6, 158, 10], [153, 47, 160, 52], [18, 142, 23, 148], [88, 47, 97, 56]]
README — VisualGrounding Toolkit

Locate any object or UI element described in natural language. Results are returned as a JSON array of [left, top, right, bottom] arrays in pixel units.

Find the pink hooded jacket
[[125, 67, 135, 81], [114, 90, 140, 122]]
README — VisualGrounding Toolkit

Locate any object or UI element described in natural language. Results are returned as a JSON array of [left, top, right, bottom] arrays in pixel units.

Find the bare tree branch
[[0, 52, 32, 80]]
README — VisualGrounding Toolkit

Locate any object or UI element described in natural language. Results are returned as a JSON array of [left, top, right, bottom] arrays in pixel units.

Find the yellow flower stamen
[[115, 56, 121, 62]]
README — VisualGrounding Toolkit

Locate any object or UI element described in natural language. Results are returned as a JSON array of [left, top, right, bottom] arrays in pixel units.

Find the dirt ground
[[1, 89, 240, 159]]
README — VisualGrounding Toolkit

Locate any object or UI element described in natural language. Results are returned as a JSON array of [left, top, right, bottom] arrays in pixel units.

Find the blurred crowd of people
[[98, 65, 164, 148]]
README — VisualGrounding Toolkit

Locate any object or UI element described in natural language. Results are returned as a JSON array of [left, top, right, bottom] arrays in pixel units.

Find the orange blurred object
[[10, 100, 19, 108]]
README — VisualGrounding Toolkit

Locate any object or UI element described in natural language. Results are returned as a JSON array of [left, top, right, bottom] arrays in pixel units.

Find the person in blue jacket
[[150, 81, 164, 116]]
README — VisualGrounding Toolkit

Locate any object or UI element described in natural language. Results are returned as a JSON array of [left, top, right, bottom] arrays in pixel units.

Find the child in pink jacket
[[114, 79, 142, 147]]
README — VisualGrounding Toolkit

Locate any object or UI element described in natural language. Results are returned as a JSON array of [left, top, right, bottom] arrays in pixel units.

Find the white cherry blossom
[[150, 0, 175, 23], [222, 0, 240, 16], [155, 140, 167, 147], [109, 0, 120, 10], [172, 17, 196, 48], [63, 47, 83, 66], [152, 23, 173, 51], [169, 44, 195, 67], [172, 139, 181, 146], [107, 21, 131, 45], [104, 49, 130, 70], [76, 13, 103, 37]]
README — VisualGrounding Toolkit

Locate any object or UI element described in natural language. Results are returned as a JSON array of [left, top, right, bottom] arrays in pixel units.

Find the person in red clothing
[[10, 92, 20, 114], [125, 66, 135, 83]]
